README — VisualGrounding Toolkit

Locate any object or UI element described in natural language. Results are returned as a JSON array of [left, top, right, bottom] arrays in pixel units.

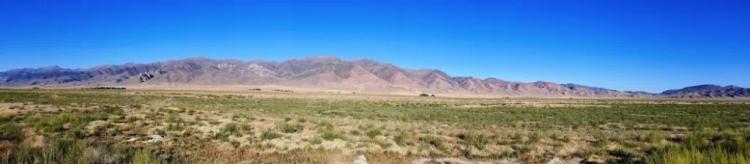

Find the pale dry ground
[[0, 99, 591, 163], [9, 84, 750, 102], [1, 88, 749, 163]]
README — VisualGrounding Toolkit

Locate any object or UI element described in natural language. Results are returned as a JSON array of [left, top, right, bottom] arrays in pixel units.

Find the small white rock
[[144, 135, 164, 143], [354, 154, 368, 164]]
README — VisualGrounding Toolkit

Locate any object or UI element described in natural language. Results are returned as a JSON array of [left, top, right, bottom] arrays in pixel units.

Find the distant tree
[[419, 93, 430, 97]]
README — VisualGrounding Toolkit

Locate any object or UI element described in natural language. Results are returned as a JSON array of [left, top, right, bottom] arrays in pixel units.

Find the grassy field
[[0, 89, 749, 163]]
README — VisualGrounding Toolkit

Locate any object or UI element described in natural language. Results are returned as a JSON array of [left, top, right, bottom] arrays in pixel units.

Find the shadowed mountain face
[[661, 85, 750, 98], [0, 57, 745, 98]]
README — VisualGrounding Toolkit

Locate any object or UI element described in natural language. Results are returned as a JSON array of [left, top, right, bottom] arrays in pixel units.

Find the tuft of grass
[[419, 135, 447, 152], [594, 132, 609, 148], [215, 123, 244, 141], [321, 131, 342, 141], [394, 132, 409, 146], [166, 123, 184, 132], [261, 131, 281, 140], [646, 130, 750, 164], [366, 129, 382, 138], [0, 122, 22, 140], [647, 131, 664, 146], [317, 121, 333, 130], [279, 122, 303, 133], [13, 144, 39, 164], [132, 149, 165, 164], [310, 137, 323, 145], [459, 132, 489, 150]]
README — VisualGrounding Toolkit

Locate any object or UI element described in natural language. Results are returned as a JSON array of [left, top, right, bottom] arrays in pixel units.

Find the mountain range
[[0, 57, 747, 98]]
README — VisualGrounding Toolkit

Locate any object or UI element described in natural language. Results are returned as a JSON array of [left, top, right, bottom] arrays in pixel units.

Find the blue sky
[[1, 0, 748, 92]]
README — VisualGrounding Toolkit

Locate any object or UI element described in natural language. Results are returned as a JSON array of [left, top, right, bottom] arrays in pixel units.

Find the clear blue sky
[[1, 0, 748, 92]]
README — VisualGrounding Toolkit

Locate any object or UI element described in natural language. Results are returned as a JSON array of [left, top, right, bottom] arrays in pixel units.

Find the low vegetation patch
[[261, 131, 281, 140], [0, 89, 748, 163], [646, 130, 750, 164]]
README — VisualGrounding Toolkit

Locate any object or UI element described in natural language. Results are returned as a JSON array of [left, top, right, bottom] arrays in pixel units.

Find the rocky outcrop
[[139, 73, 155, 82]]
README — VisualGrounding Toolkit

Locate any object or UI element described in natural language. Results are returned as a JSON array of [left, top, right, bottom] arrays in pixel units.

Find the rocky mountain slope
[[661, 85, 750, 98], [0, 57, 745, 98]]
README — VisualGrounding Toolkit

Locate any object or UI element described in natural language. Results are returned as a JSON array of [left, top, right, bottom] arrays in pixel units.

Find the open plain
[[1, 88, 748, 163]]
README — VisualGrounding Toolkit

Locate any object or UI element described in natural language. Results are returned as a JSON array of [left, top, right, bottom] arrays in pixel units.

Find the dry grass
[[0, 89, 748, 163]]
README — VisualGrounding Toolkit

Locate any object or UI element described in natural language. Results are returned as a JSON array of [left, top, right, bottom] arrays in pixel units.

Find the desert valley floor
[[1, 89, 749, 164]]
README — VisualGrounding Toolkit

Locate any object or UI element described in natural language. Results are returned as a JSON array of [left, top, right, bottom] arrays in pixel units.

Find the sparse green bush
[[0, 122, 22, 139], [12, 144, 37, 163], [31, 113, 107, 138], [321, 131, 342, 141], [594, 133, 609, 148], [261, 131, 281, 140], [646, 130, 750, 164], [223, 123, 239, 135], [310, 137, 323, 144], [41, 138, 86, 163], [240, 123, 252, 134], [647, 131, 664, 146], [394, 132, 409, 146], [317, 121, 333, 130], [419, 135, 446, 151], [215, 123, 243, 140], [166, 123, 184, 131], [528, 132, 541, 144], [132, 149, 165, 164], [459, 132, 489, 150], [366, 129, 382, 138], [280, 123, 303, 133]]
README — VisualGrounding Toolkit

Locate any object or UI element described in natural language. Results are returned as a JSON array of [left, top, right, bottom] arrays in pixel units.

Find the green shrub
[[594, 133, 608, 148], [215, 123, 243, 140], [394, 132, 409, 146], [0, 122, 22, 139], [419, 136, 446, 151], [32, 113, 107, 139], [280, 123, 303, 133], [132, 149, 164, 164], [459, 132, 489, 150], [240, 123, 252, 134], [366, 129, 382, 138], [13, 144, 40, 164], [223, 123, 239, 135], [166, 123, 184, 131], [528, 132, 541, 144], [310, 137, 323, 144], [100, 105, 124, 116], [261, 131, 281, 140], [321, 131, 342, 141], [42, 138, 86, 163], [317, 121, 333, 130], [646, 131, 750, 164], [647, 131, 664, 146]]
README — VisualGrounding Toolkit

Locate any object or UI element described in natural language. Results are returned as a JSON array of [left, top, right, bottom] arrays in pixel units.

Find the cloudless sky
[[1, 0, 748, 92]]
